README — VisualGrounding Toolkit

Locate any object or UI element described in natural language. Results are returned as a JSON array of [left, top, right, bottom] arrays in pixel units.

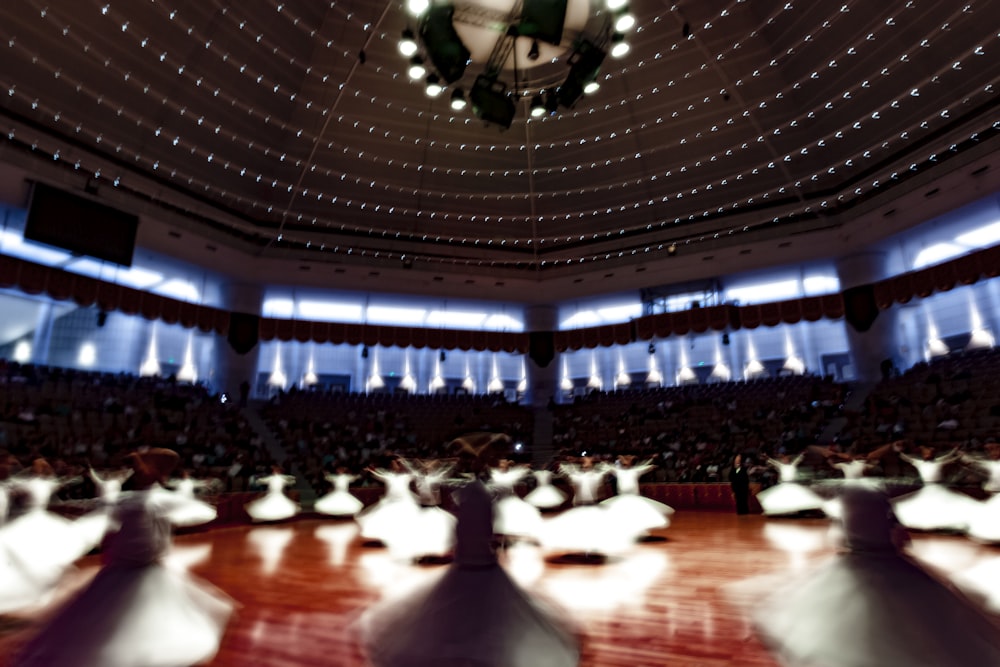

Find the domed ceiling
[[1, 1, 1000, 302]]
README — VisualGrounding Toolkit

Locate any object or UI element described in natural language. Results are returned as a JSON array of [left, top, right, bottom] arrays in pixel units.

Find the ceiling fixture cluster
[[399, 0, 635, 128]]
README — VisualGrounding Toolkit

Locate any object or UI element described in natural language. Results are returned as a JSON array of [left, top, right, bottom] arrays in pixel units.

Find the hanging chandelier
[[398, 0, 636, 128]]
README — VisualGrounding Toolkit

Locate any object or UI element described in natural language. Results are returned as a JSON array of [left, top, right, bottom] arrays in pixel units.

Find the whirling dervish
[[404, 458, 456, 508], [540, 457, 638, 558], [817, 443, 895, 519], [832, 457, 872, 481], [245, 465, 299, 523], [164, 470, 219, 528], [358, 458, 454, 562], [73, 466, 134, 550], [893, 446, 978, 532], [744, 485, 1000, 667], [523, 467, 567, 511], [0, 459, 93, 614], [600, 455, 674, 537], [360, 436, 580, 667], [755, 453, 826, 517], [489, 459, 543, 541], [12, 448, 235, 667], [314, 468, 364, 517], [964, 448, 1000, 543], [356, 459, 421, 544]]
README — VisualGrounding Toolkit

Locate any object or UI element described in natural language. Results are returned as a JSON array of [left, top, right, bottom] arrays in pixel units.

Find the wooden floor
[[2, 512, 999, 666]]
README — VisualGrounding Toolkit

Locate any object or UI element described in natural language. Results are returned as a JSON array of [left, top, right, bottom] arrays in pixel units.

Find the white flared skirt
[[314, 490, 364, 517], [382, 506, 457, 561], [967, 494, 1000, 543], [756, 482, 826, 516], [600, 494, 674, 534], [0, 510, 91, 584], [524, 485, 567, 510], [13, 562, 234, 667], [740, 552, 1000, 667], [245, 491, 299, 523], [493, 496, 543, 539], [360, 563, 579, 667], [357, 498, 423, 543], [892, 484, 979, 532], [167, 499, 218, 528], [539, 505, 639, 557]]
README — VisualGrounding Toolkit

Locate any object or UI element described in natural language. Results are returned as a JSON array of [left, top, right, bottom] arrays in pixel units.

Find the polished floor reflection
[[2, 512, 998, 666]]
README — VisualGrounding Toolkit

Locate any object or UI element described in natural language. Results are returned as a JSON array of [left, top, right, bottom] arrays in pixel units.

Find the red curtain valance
[[1, 240, 998, 353], [0, 254, 230, 335]]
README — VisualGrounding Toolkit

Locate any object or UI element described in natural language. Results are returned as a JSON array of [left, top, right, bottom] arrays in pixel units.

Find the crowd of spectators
[[4, 347, 1000, 503], [260, 389, 533, 494], [0, 361, 274, 501], [549, 375, 845, 485], [838, 347, 1000, 453]]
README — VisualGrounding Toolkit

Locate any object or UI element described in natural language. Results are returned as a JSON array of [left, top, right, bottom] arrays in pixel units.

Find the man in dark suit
[[729, 454, 750, 515]]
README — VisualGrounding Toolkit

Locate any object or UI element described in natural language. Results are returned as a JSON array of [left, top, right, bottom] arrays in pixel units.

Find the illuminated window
[[366, 305, 427, 325], [425, 310, 486, 328], [725, 280, 800, 304], [956, 221, 1000, 248], [912, 243, 965, 270], [561, 310, 600, 328], [483, 313, 523, 331], [262, 298, 295, 318], [802, 275, 840, 296], [297, 300, 364, 321], [153, 279, 199, 302]]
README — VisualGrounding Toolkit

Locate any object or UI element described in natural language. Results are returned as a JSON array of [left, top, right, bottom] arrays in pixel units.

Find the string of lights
[[1, 0, 998, 272]]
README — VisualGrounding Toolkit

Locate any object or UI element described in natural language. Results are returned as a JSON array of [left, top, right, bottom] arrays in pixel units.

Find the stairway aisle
[[241, 404, 317, 507]]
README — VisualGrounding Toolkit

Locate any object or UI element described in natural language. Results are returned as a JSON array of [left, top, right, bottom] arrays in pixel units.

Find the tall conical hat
[[127, 448, 180, 487]]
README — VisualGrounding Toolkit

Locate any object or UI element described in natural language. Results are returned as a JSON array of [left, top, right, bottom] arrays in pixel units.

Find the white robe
[[360, 481, 579, 667], [756, 458, 825, 516], [489, 467, 542, 538], [524, 470, 567, 509], [738, 487, 1000, 667], [12, 490, 234, 667], [245, 474, 299, 522], [600, 464, 674, 534], [314, 474, 364, 517], [893, 458, 978, 532]]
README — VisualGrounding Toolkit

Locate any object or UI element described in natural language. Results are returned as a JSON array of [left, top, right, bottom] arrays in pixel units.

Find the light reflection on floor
[[313, 523, 359, 568], [245, 526, 295, 576]]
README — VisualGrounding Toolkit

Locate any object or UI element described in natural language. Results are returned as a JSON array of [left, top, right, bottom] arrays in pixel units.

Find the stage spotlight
[[406, 0, 429, 16], [606, 0, 628, 9], [419, 4, 471, 83], [583, 80, 600, 94], [648, 342, 656, 355], [614, 7, 635, 32], [518, 0, 569, 46], [557, 40, 605, 107], [408, 56, 426, 80], [470, 75, 516, 128], [425, 74, 444, 97], [399, 29, 418, 56], [610, 33, 630, 58], [529, 93, 546, 118], [450, 87, 467, 110]]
